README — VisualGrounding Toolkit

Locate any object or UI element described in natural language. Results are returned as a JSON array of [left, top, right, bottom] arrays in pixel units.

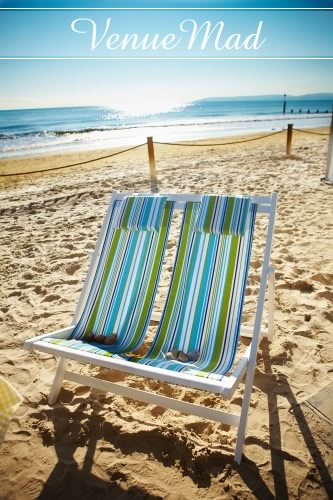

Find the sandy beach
[[0, 128, 332, 499]]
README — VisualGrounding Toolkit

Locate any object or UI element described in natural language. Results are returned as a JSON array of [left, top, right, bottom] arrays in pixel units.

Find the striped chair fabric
[[42, 195, 174, 355], [115, 195, 167, 232], [195, 195, 251, 235], [131, 195, 257, 381]]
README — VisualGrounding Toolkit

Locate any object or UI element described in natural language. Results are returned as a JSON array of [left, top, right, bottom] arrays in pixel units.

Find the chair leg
[[234, 340, 261, 463], [48, 357, 68, 405], [234, 427, 245, 464], [234, 387, 251, 465], [234, 379, 253, 464], [267, 265, 275, 341]]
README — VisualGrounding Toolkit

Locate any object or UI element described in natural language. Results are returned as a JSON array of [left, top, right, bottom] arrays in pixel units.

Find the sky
[[1, 5, 333, 110]]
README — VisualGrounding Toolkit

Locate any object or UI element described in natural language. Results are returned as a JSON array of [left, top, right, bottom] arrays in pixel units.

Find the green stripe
[[121, 197, 135, 229]]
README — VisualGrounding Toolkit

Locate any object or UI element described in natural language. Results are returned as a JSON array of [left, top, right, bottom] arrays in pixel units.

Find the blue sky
[[1, 5, 333, 110]]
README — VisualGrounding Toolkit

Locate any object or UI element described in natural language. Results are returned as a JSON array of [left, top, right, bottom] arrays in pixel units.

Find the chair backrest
[[145, 195, 257, 377], [70, 194, 174, 353]]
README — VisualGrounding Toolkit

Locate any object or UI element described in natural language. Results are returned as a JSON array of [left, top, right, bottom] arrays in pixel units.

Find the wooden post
[[147, 136, 158, 193], [283, 94, 286, 115], [325, 107, 333, 182], [286, 123, 293, 156]]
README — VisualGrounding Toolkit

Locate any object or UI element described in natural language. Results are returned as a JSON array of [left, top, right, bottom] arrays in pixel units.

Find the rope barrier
[[293, 128, 330, 136], [0, 124, 329, 180], [154, 129, 286, 147], [0, 143, 146, 178]]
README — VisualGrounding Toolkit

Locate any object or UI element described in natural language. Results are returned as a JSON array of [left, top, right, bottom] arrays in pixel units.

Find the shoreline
[[0, 126, 330, 179], [0, 115, 331, 161]]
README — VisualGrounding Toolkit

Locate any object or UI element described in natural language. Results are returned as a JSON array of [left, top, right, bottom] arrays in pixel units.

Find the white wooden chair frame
[[24, 192, 277, 464]]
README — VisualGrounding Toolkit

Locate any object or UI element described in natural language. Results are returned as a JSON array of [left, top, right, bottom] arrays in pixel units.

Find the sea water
[[0, 98, 331, 158]]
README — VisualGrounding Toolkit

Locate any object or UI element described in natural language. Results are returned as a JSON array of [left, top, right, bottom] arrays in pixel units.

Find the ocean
[[0, 98, 332, 158]]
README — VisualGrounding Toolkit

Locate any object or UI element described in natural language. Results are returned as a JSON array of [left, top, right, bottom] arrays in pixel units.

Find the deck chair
[[24, 192, 277, 464]]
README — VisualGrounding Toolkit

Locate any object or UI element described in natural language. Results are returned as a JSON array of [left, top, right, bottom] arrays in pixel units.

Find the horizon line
[[2, 93, 333, 112]]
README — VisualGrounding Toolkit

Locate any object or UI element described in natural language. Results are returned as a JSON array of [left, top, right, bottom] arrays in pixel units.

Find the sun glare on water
[[110, 99, 189, 118]]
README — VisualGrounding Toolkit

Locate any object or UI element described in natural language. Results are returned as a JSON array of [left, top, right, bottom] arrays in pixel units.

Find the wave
[[0, 128, 113, 139], [1, 109, 331, 158], [0, 112, 330, 141]]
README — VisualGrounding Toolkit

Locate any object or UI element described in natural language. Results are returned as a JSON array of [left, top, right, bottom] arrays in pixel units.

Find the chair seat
[[41, 337, 232, 381], [34, 337, 237, 396]]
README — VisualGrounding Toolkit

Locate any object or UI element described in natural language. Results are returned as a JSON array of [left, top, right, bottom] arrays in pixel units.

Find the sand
[[0, 129, 332, 499]]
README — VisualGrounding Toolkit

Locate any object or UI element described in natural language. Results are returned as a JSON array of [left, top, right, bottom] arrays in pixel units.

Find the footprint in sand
[[294, 329, 313, 338], [282, 427, 304, 453], [65, 263, 81, 276], [17, 281, 33, 290], [150, 406, 167, 417], [277, 280, 315, 293], [182, 393, 195, 403], [33, 285, 47, 295], [184, 421, 212, 435], [323, 311, 333, 323], [317, 290, 333, 304], [42, 294, 61, 303], [311, 272, 333, 285], [64, 243, 74, 250], [292, 280, 315, 293], [319, 347, 333, 363]]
